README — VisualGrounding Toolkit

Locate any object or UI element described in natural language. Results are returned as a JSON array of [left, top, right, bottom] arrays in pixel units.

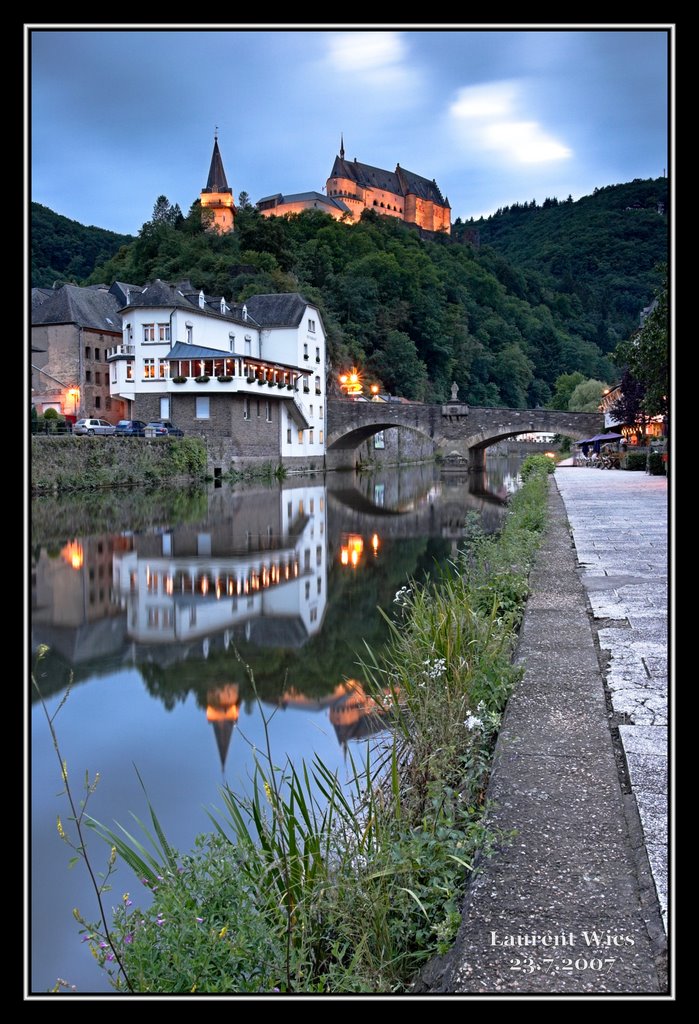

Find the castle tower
[[200, 132, 235, 233]]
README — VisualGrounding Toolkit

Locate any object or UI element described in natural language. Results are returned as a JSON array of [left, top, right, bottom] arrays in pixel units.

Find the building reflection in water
[[32, 463, 514, 769]]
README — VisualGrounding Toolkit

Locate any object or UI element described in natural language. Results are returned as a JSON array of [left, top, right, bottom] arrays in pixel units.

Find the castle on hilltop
[[199, 135, 450, 235]]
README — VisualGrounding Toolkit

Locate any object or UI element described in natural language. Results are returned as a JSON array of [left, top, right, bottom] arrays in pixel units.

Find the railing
[[31, 421, 73, 435], [106, 344, 135, 359]]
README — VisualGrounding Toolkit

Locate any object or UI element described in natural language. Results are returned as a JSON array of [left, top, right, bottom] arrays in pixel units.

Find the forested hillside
[[32, 179, 667, 408], [456, 178, 668, 353], [31, 203, 134, 288]]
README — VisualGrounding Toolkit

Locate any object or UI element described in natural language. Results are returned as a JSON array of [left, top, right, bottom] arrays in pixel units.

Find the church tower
[[200, 132, 235, 233]]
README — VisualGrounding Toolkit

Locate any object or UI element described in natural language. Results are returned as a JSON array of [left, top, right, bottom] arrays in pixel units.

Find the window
[[286, 428, 291, 444], [315, 376, 321, 395], [111, 365, 117, 383], [319, 406, 323, 420], [95, 371, 101, 385], [309, 429, 314, 444], [229, 333, 235, 352], [319, 430, 324, 444], [143, 358, 155, 379], [95, 348, 101, 361], [256, 400, 261, 418], [303, 342, 309, 358], [374, 431, 385, 449], [287, 501, 292, 518], [317, 577, 322, 594], [126, 363, 133, 380], [160, 397, 170, 420], [85, 346, 91, 360], [245, 336, 252, 356], [85, 370, 92, 383], [158, 359, 168, 379], [315, 347, 320, 362], [143, 324, 155, 342], [265, 401, 272, 422], [298, 430, 304, 444], [316, 545, 322, 566], [303, 378, 310, 393], [243, 398, 250, 420], [310, 607, 318, 623], [308, 318, 316, 333], [158, 323, 170, 342], [195, 397, 210, 419], [95, 396, 101, 409], [305, 581, 311, 600], [309, 405, 313, 418], [186, 325, 193, 344]]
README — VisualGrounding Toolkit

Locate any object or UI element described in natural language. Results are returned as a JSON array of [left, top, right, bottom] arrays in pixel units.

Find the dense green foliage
[[77, 471, 549, 993], [520, 453, 556, 479], [31, 203, 134, 287], [457, 178, 668, 354], [32, 178, 666, 408], [614, 266, 669, 418]]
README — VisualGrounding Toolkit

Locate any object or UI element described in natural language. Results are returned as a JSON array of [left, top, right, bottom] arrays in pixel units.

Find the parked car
[[115, 419, 148, 436], [73, 418, 116, 436], [144, 420, 185, 437]]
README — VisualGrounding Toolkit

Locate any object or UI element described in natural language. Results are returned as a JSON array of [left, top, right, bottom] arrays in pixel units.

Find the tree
[[614, 266, 668, 417], [609, 369, 650, 443], [237, 191, 253, 210], [369, 330, 428, 401], [568, 378, 610, 412], [548, 371, 585, 410], [151, 195, 183, 227]]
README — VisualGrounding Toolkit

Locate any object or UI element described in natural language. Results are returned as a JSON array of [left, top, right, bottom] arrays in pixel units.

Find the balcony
[[106, 344, 135, 360]]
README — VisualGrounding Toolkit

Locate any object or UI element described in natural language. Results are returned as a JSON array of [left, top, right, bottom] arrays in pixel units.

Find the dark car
[[114, 419, 148, 436], [144, 420, 185, 437]]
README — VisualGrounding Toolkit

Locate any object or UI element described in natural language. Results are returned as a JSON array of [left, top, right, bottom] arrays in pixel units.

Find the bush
[[42, 407, 61, 420], [647, 451, 666, 475], [623, 452, 647, 471], [520, 454, 555, 479]]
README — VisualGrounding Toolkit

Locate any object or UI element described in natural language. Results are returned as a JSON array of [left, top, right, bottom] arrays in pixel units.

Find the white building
[[107, 279, 327, 468]]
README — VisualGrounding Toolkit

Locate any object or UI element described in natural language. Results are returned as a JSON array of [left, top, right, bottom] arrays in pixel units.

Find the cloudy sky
[[28, 25, 672, 236]]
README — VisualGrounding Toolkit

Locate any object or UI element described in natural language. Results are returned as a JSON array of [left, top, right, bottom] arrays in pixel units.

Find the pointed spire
[[340, 133, 345, 160], [206, 134, 230, 192]]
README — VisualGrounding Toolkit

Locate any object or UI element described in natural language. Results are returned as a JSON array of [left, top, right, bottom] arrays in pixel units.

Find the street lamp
[[339, 367, 363, 397]]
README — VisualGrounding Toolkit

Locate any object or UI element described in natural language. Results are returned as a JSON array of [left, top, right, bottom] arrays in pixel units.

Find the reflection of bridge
[[326, 399, 603, 470]]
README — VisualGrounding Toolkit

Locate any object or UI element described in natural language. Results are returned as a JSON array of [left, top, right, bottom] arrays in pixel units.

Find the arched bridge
[[326, 398, 603, 470]]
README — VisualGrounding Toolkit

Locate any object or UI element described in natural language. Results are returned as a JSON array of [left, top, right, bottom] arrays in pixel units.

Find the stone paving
[[555, 467, 669, 932]]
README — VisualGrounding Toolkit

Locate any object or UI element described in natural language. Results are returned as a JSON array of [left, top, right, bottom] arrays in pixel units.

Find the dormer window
[[229, 332, 235, 352], [243, 304, 248, 321], [186, 325, 193, 344], [220, 298, 228, 314], [199, 290, 205, 309]]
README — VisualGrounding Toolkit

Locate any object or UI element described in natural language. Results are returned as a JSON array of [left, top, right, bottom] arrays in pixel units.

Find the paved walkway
[[420, 476, 668, 995], [555, 467, 668, 932]]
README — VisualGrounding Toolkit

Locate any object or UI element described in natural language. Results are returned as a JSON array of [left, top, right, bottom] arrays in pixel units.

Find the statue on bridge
[[450, 381, 459, 402]]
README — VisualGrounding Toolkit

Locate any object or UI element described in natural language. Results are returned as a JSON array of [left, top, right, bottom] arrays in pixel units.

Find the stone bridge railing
[[326, 398, 603, 469]]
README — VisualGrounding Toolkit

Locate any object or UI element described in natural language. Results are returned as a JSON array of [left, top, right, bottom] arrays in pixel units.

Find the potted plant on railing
[[195, 375, 210, 383], [287, 384, 294, 391], [257, 377, 266, 385], [217, 375, 233, 383], [246, 372, 256, 383], [268, 379, 276, 387], [172, 375, 187, 384], [277, 380, 286, 389]]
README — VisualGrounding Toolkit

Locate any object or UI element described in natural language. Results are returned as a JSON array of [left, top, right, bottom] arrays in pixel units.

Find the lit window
[[158, 324, 170, 342], [195, 397, 210, 419], [319, 430, 324, 444], [143, 324, 155, 342], [158, 359, 168, 379], [126, 363, 133, 380], [298, 430, 304, 444], [143, 358, 155, 379]]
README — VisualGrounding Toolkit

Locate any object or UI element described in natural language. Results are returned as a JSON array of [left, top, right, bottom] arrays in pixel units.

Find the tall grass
[[78, 468, 550, 993]]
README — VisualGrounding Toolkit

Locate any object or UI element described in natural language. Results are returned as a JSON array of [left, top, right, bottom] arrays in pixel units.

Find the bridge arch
[[325, 399, 604, 469]]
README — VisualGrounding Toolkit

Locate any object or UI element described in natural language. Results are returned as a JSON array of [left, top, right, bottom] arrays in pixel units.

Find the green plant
[[623, 451, 647, 471], [216, 375, 233, 383], [42, 407, 61, 420], [647, 451, 666, 475], [194, 375, 210, 384], [520, 453, 555, 479], [171, 375, 187, 384]]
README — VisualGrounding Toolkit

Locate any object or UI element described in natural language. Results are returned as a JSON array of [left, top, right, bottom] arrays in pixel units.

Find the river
[[29, 456, 524, 994]]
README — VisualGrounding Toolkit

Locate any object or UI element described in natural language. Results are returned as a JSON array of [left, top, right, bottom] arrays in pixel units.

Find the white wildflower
[[464, 714, 483, 732]]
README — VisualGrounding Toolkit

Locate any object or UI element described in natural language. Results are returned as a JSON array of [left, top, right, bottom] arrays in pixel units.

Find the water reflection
[[30, 460, 522, 993]]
